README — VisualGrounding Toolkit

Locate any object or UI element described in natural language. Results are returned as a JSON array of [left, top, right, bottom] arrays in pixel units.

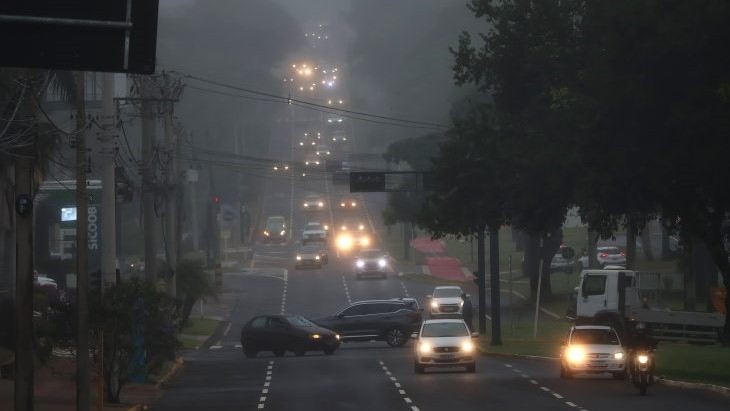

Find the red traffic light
[[213, 195, 221, 204]]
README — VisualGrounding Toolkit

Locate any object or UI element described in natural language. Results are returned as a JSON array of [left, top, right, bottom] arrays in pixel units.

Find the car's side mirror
[[471, 332, 480, 339]]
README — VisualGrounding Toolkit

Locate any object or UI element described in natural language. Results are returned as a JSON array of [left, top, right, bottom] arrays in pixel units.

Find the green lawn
[[180, 337, 202, 350], [479, 316, 570, 358], [181, 318, 220, 336], [655, 343, 730, 387]]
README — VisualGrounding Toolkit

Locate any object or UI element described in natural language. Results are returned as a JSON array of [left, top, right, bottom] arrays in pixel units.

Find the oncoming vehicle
[[414, 319, 478, 374], [427, 286, 464, 318], [263, 216, 287, 244], [295, 245, 325, 269], [305, 155, 321, 168], [302, 194, 325, 210], [240, 315, 340, 358], [355, 248, 390, 280], [312, 299, 422, 347], [338, 196, 358, 210], [559, 325, 627, 380], [315, 144, 331, 156], [335, 218, 370, 251], [302, 221, 327, 244]]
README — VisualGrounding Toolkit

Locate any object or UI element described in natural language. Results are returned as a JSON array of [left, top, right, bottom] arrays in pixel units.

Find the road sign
[[349, 171, 433, 192], [0, 0, 159, 73]]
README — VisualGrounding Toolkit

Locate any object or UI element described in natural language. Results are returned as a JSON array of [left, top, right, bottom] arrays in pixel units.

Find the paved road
[[153, 108, 729, 411]]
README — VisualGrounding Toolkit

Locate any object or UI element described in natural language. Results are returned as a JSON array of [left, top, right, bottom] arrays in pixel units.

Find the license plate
[[440, 354, 455, 359], [588, 362, 606, 368]]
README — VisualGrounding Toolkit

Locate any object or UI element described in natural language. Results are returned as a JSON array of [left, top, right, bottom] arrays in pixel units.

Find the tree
[[176, 259, 217, 326]]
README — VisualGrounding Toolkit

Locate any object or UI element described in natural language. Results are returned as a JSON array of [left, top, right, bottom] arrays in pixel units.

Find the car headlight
[[614, 352, 624, 360], [360, 236, 370, 246], [306, 161, 310, 165], [304, 203, 309, 207], [318, 202, 324, 207], [324, 225, 329, 231], [341, 203, 345, 207], [337, 235, 353, 250], [358, 224, 364, 230], [351, 202, 356, 206], [460, 301, 464, 307], [566, 346, 585, 364], [335, 334, 340, 340], [431, 301, 439, 309], [311, 334, 321, 339], [315, 255, 320, 260], [264, 231, 269, 236], [378, 259, 387, 268], [638, 355, 649, 364], [296, 255, 302, 261], [419, 342, 432, 354], [341, 226, 347, 230], [356, 260, 365, 268], [280, 230, 286, 236], [316, 161, 320, 165], [461, 341, 474, 352]]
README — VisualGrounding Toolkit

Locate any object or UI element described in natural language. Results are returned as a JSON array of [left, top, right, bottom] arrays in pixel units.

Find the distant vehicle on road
[[240, 315, 340, 358], [414, 319, 478, 374], [427, 286, 464, 318], [263, 216, 287, 244], [577, 246, 626, 270], [302, 221, 328, 244], [331, 130, 347, 143], [335, 218, 370, 251], [295, 244, 325, 269], [313, 298, 422, 347], [315, 144, 331, 156], [354, 248, 390, 280], [327, 115, 344, 124], [559, 325, 627, 380], [302, 194, 325, 210], [338, 196, 358, 210], [304, 155, 321, 168]]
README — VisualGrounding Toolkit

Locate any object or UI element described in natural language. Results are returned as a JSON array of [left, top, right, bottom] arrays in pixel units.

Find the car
[[338, 197, 358, 210], [263, 216, 287, 244], [272, 162, 289, 171], [302, 194, 325, 210], [312, 298, 422, 347], [294, 245, 325, 269], [304, 155, 321, 167], [315, 145, 331, 156], [338, 217, 366, 232], [577, 246, 626, 270], [240, 315, 340, 358], [311, 242, 329, 264], [302, 221, 328, 244], [559, 325, 627, 380], [550, 246, 574, 274], [414, 319, 478, 373], [331, 131, 348, 143], [355, 249, 390, 279], [327, 115, 344, 124], [335, 219, 371, 251], [427, 286, 464, 318]]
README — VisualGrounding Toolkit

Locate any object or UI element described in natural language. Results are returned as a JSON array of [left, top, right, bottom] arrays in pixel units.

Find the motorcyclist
[[627, 322, 657, 377]]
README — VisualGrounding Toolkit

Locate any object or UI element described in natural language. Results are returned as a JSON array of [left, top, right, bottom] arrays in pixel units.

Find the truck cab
[[577, 269, 637, 321]]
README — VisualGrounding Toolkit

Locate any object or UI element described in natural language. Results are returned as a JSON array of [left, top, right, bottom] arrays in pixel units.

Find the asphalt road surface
[[153, 111, 729, 411]]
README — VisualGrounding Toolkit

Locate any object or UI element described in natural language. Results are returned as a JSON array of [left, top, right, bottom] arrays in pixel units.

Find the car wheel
[[384, 328, 408, 347], [414, 361, 425, 374], [273, 348, 285, 357], [242, 342, 258, 359], [465, 363, 476, 373], [323, 346, 336, 355]]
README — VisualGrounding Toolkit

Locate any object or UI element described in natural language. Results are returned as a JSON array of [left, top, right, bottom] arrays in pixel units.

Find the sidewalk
[[411, 237, 475, 282]]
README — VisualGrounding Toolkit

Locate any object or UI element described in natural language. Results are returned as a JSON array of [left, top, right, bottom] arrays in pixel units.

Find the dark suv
[[312, 298, 422, 347]]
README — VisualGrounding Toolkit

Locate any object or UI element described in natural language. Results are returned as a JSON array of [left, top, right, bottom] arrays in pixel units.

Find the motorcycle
[[631, 349, 655, 395]]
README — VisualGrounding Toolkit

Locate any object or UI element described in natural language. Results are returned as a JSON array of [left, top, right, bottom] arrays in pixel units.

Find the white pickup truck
[[575, 269, 726, 343], [302, 221, 328, 245]]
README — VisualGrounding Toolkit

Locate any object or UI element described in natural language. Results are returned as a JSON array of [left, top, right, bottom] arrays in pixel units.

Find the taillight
[[599, 253, 608, 258], [620, 252, 626, 257]]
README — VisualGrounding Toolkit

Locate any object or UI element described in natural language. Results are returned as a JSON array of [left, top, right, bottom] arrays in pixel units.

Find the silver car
[[427, 286, 464, 318]]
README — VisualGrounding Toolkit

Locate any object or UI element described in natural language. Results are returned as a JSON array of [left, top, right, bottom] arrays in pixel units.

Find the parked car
[[414, 319, 478, 373], [577, 246, 626, 270], [312, 298, 422, 347], [240, 315, 340, 358], [427, 286, 464, 318], [559, 325, 627, 380], [354, 249, 390, 280]]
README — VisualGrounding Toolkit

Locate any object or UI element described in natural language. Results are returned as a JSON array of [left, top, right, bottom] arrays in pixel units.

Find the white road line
[[223, 323, 232, 337], [209, 345, 222, 350], [264, 382, 270, 387], [259, 361, 274, 410], [530, 380, 539, 385], [399, 280, 411, 297], [259, 396, 267, 402], [505, 364, 512, 368], [395, 382, 401, 388], [399, 390, 406, 395], [257, 404, 264, 409], [411, 407, 420, 411], [235, 344, 242, 348], [540, 386, 550, 392], [385, 371, 392, 376], [262, 389, 269, 394], [512, 368, 521, 373], [553, 393, 564, 399], [566, 402, 576, 407], [404, 398, 413, 404], [520, 373, 529, 378]]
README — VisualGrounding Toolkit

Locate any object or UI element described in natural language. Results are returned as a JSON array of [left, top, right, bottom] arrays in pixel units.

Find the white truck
[[575, 269, 726, 343], [302, 222, 328, 245]]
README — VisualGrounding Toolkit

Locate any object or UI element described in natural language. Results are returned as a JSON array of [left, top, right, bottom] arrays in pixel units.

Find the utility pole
[[489, 227, 502, 345], [100, 73, 117, 290], [14, 156, 33, 411], [163, 97, 177, 296], [188, 131, 199, 252], [140, 77, 157, 283], [74, 71, 90, 411], [477, 229, 487, 334]]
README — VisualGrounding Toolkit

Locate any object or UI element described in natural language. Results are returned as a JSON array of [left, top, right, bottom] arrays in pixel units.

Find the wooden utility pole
[[140, 77, 157, 283], [74, 71, 90, 411]]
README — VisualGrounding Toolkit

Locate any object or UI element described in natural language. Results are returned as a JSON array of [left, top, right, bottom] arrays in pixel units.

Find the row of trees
[[386, 0, 730, 343]]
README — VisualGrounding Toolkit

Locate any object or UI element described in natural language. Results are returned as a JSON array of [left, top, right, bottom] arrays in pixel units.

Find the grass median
[[179, 318, 220, 350]]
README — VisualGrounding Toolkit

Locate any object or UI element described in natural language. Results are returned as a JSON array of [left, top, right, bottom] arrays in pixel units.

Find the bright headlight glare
[[638, 355, 649, 364], [351, 202, 356, 206], [341, 203, 345, 207], [335, 334, 340, 340], [304, 203, 309, 207], [264, 231, 269, 236], [431, 301, 439, 309], [614, 352, 624, 360], [361, 237, 370, 246], [356, 260, 365, 268], [315, 255, 320, 260], [462, 341, 474, 352], [318, 202, 324, 207], [280, 230, 285, 236], [296, 256, 302, 260], [378, 259, 387, 267], [359, 224, 364, 230], [311, 334, 321, 339], [419, 342, 431, 354], [566, 346, 585, 363]]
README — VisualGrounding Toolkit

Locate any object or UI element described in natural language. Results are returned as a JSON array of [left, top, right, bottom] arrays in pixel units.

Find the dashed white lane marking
[[280, 281, 288, 315], [223, 323, 232, 337], [342, 276, 352, 304], [520, 373, 529, 378], [399, 280, 411, 298], [540, 386, 550, 392], [566, 402, 576, 408], [258, 361, 274, 409], [504, 364, 513, 368], [506, 362, 587, 411], [530, 380, 539, 385], [380, 359, 419, 410], [553, 393, 564, 399], [210, 345, 222, 350]]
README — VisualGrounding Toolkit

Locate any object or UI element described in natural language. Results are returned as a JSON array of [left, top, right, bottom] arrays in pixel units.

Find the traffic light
[[212, 195, 221, 213]]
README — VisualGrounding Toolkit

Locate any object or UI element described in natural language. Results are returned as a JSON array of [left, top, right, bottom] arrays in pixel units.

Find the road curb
[[477, 346, 558, 362], [155, 356, 184, 388], [658, 377, 730, 396]]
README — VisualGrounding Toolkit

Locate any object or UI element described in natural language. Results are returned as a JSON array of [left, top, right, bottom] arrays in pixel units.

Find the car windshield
[[571, 329, 620, 345], [359, 250, 382, 258], [421, 322, 469, 338], [433, 288, 463, 298], [287, 316, 315, 327]]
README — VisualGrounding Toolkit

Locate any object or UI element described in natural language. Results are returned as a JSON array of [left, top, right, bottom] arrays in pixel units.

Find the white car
[[414, 319, 478, 373], [559, 325, 627, 380], [302, 194, 324, 210], [427, 286, 464, 318], [354, 249, 389, 280], [577, 246, 626, 270], [302, 222, 327, 244]]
